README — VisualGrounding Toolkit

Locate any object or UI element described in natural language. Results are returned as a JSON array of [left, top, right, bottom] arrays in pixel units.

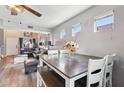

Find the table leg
[[37, 76, 39, 87], [37, 71, 43, 87], [38, 58, 43, 67], [65, 79, 75, 87], [39, 79, 43, 87]]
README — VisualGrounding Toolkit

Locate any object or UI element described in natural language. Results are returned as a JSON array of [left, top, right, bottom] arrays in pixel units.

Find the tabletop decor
[[64, 41, 79, 56]]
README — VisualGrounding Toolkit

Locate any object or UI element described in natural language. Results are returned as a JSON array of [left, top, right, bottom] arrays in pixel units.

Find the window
[[60, 29, 66, 39], [94, 10, 114, 32], [72, 23, 81, 37]]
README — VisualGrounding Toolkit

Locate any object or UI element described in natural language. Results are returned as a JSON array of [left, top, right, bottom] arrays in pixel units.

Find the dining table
[[39, 53, 101, 87]]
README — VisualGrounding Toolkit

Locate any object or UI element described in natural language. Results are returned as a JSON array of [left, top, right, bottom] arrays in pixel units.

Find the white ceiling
[[0, 5, 92, 29]]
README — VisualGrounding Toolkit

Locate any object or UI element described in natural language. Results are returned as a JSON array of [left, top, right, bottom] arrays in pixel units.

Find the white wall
[[6, 37, 19, 55], [52, 5, 124, 86]]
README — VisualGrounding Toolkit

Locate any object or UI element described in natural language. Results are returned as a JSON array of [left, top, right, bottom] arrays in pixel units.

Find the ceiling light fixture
[[7, 5, 24, 14], [7, 5, 42, 17]]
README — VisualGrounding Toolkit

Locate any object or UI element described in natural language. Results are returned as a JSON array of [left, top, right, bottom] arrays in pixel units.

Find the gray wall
[[0, 29, 4, 46], [0, 29, 4, 55], [52, 5, 124, 87]]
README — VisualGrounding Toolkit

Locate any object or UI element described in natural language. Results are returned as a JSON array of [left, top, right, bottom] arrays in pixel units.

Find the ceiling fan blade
[[20, 5, 42, 17]]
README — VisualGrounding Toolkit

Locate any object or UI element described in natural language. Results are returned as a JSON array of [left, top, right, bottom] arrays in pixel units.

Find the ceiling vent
[[27, 25, 33, 29]]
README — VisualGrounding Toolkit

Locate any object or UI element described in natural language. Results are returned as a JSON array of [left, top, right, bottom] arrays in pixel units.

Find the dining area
[[37, 49, 115, 87]]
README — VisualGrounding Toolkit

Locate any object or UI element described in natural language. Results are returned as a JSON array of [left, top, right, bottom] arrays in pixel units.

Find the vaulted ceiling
[[0, 5, 92, 29]]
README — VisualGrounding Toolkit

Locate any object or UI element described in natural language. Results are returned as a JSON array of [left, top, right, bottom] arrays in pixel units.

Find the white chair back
[[59, 50, 68, 54], [87, 58, 106, 87], [48, 50, 58, 55], [103, 53, 116, 87]]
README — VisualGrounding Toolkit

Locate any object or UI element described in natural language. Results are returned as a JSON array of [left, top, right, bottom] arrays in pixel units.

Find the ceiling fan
[[7, 5, 42, 17]]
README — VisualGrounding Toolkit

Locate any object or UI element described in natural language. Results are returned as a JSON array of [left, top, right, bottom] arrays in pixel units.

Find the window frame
[[94, 10, 114, 32], [72, 23, 81, 37], [60, 29, 66, 39]]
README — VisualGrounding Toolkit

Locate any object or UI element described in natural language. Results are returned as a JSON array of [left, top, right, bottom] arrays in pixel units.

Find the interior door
[[6, 37, 19, 56]]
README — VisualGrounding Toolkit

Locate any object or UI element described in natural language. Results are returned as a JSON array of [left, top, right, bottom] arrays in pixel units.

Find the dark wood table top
[[40, 54, 101, 78]]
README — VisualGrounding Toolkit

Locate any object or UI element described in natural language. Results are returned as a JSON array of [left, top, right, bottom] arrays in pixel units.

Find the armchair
[[24, 58, 39, 74]]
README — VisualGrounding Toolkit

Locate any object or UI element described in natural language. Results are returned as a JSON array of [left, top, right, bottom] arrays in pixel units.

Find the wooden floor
[[0, 56, 37, 87]]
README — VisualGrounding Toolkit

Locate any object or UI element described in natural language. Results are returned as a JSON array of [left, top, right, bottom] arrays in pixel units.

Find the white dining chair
[[87, 58, 106, 87], [48, 50, 58, 55], [103, 54, 116, 87]]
